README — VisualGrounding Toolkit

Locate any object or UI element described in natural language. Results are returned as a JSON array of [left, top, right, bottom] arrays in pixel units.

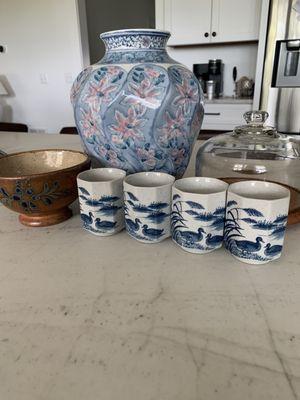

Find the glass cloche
[[196, 110, 300, 223]]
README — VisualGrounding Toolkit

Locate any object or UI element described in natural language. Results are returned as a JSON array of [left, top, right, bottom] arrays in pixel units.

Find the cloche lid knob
[[244, 110, 269, 125]]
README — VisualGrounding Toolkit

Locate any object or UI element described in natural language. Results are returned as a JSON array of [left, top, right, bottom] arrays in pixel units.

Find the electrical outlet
[[39, 73, 48, 84]]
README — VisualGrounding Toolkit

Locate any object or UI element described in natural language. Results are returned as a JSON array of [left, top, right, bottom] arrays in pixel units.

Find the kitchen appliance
[[193, 59, 224, 98], [261, 0, 300, 134], [272, 39, 300, 87], [195, 110, 300, 225], [206, 80, 215, 100], [208, 59, 223, 98], [193, 63, 209, 93]]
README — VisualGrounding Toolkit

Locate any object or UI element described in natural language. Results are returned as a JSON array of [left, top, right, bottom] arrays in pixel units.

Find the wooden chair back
[[0, 122, 28, 132]]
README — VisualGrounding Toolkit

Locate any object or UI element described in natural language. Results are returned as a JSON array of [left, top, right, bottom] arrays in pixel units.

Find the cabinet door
[[202, 103, 253, 130], [211, 0, 262, 43], [165, 0, 212, 46]]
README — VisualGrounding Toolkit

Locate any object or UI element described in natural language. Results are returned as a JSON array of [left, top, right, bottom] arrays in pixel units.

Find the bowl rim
[[0, 148, 90, 180]]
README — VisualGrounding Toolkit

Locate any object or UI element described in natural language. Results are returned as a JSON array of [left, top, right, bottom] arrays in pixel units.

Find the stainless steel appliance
[[208, 59, 223, 98], [193, 59, 224, 98], [206, 80, 215, 100], [272, 39, 300, 87], [261, 0, 300, 134], [193, 63, 209, 93]]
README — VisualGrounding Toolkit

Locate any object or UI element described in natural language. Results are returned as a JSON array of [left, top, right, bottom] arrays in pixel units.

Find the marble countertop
[[0, 132, 300, 400]]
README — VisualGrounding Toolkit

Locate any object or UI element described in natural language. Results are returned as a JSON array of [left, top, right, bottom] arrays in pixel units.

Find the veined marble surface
[[0, 132, 300, 400]]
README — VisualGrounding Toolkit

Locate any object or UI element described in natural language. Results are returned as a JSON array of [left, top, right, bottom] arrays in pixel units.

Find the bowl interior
[[0, 150, 88, 178]]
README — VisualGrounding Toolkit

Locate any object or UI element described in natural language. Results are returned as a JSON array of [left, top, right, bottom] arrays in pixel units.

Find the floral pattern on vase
[[70, 66, 93, 106], [71, 29, 204, 177]]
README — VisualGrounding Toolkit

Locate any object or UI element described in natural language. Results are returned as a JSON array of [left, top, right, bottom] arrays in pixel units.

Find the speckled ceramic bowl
[[0, 149, 90, 226]]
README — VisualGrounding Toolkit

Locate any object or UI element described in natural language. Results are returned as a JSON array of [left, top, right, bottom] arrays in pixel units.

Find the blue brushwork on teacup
[[171, 177, 228, 254], [124, 171, 175, 243], [224, 181, 290, 264], [80, 211, 93, 227], [77, 168, 126, 236]]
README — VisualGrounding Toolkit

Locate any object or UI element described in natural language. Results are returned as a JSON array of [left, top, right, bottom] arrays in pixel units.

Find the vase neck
[[100, 29, 170, 51]]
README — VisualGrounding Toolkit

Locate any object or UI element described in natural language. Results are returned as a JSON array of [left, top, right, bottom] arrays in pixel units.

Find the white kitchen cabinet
[[202, 103, 253, 131], [157, 0, 262, 46], [164, 0, 212, 46], [211, 0, 261, 43]]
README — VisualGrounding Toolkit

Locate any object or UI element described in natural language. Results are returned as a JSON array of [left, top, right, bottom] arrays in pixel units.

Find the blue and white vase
[[71, 29, 204, 177]]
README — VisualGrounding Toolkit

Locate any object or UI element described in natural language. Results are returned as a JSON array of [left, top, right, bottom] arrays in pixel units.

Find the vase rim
[[100, 28, 171, 39]]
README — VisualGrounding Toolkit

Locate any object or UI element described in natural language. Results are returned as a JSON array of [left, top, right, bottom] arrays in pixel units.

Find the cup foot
[[84, 225, 124, 236], [19, 207, 72, 227], [172, 239, 221, 254], [230, 253, 278, 265], [126, 230, 168, 244]]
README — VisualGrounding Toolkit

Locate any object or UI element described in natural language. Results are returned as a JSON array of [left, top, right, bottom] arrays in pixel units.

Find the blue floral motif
[[171, 194, 225, 252], [100, 30, 170, 51], [224, 200, 287, 262], [100, 50, 175, 65], [72, 29, 204, 177], [0, 180, 71, 213]]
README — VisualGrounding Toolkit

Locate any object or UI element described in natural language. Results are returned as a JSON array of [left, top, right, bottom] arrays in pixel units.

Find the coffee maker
[[193, 59, 224, 98]]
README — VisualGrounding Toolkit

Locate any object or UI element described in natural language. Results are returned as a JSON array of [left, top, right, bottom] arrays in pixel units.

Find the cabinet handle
[[205, 112, 221, 116], [204, 32, 209, 38], [212, 31, 217, 37]]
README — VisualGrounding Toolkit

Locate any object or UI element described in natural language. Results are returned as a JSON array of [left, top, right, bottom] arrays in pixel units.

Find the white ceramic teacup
[[77, 168, 126, 236], [224, 180, 290, 264], [123, 172, 175, 243], [172, 177, 228, 254]]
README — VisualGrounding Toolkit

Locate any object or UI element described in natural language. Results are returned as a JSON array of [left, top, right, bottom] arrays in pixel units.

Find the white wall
[[0, 0, 85, 133], [167, 43, 258, 97]]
